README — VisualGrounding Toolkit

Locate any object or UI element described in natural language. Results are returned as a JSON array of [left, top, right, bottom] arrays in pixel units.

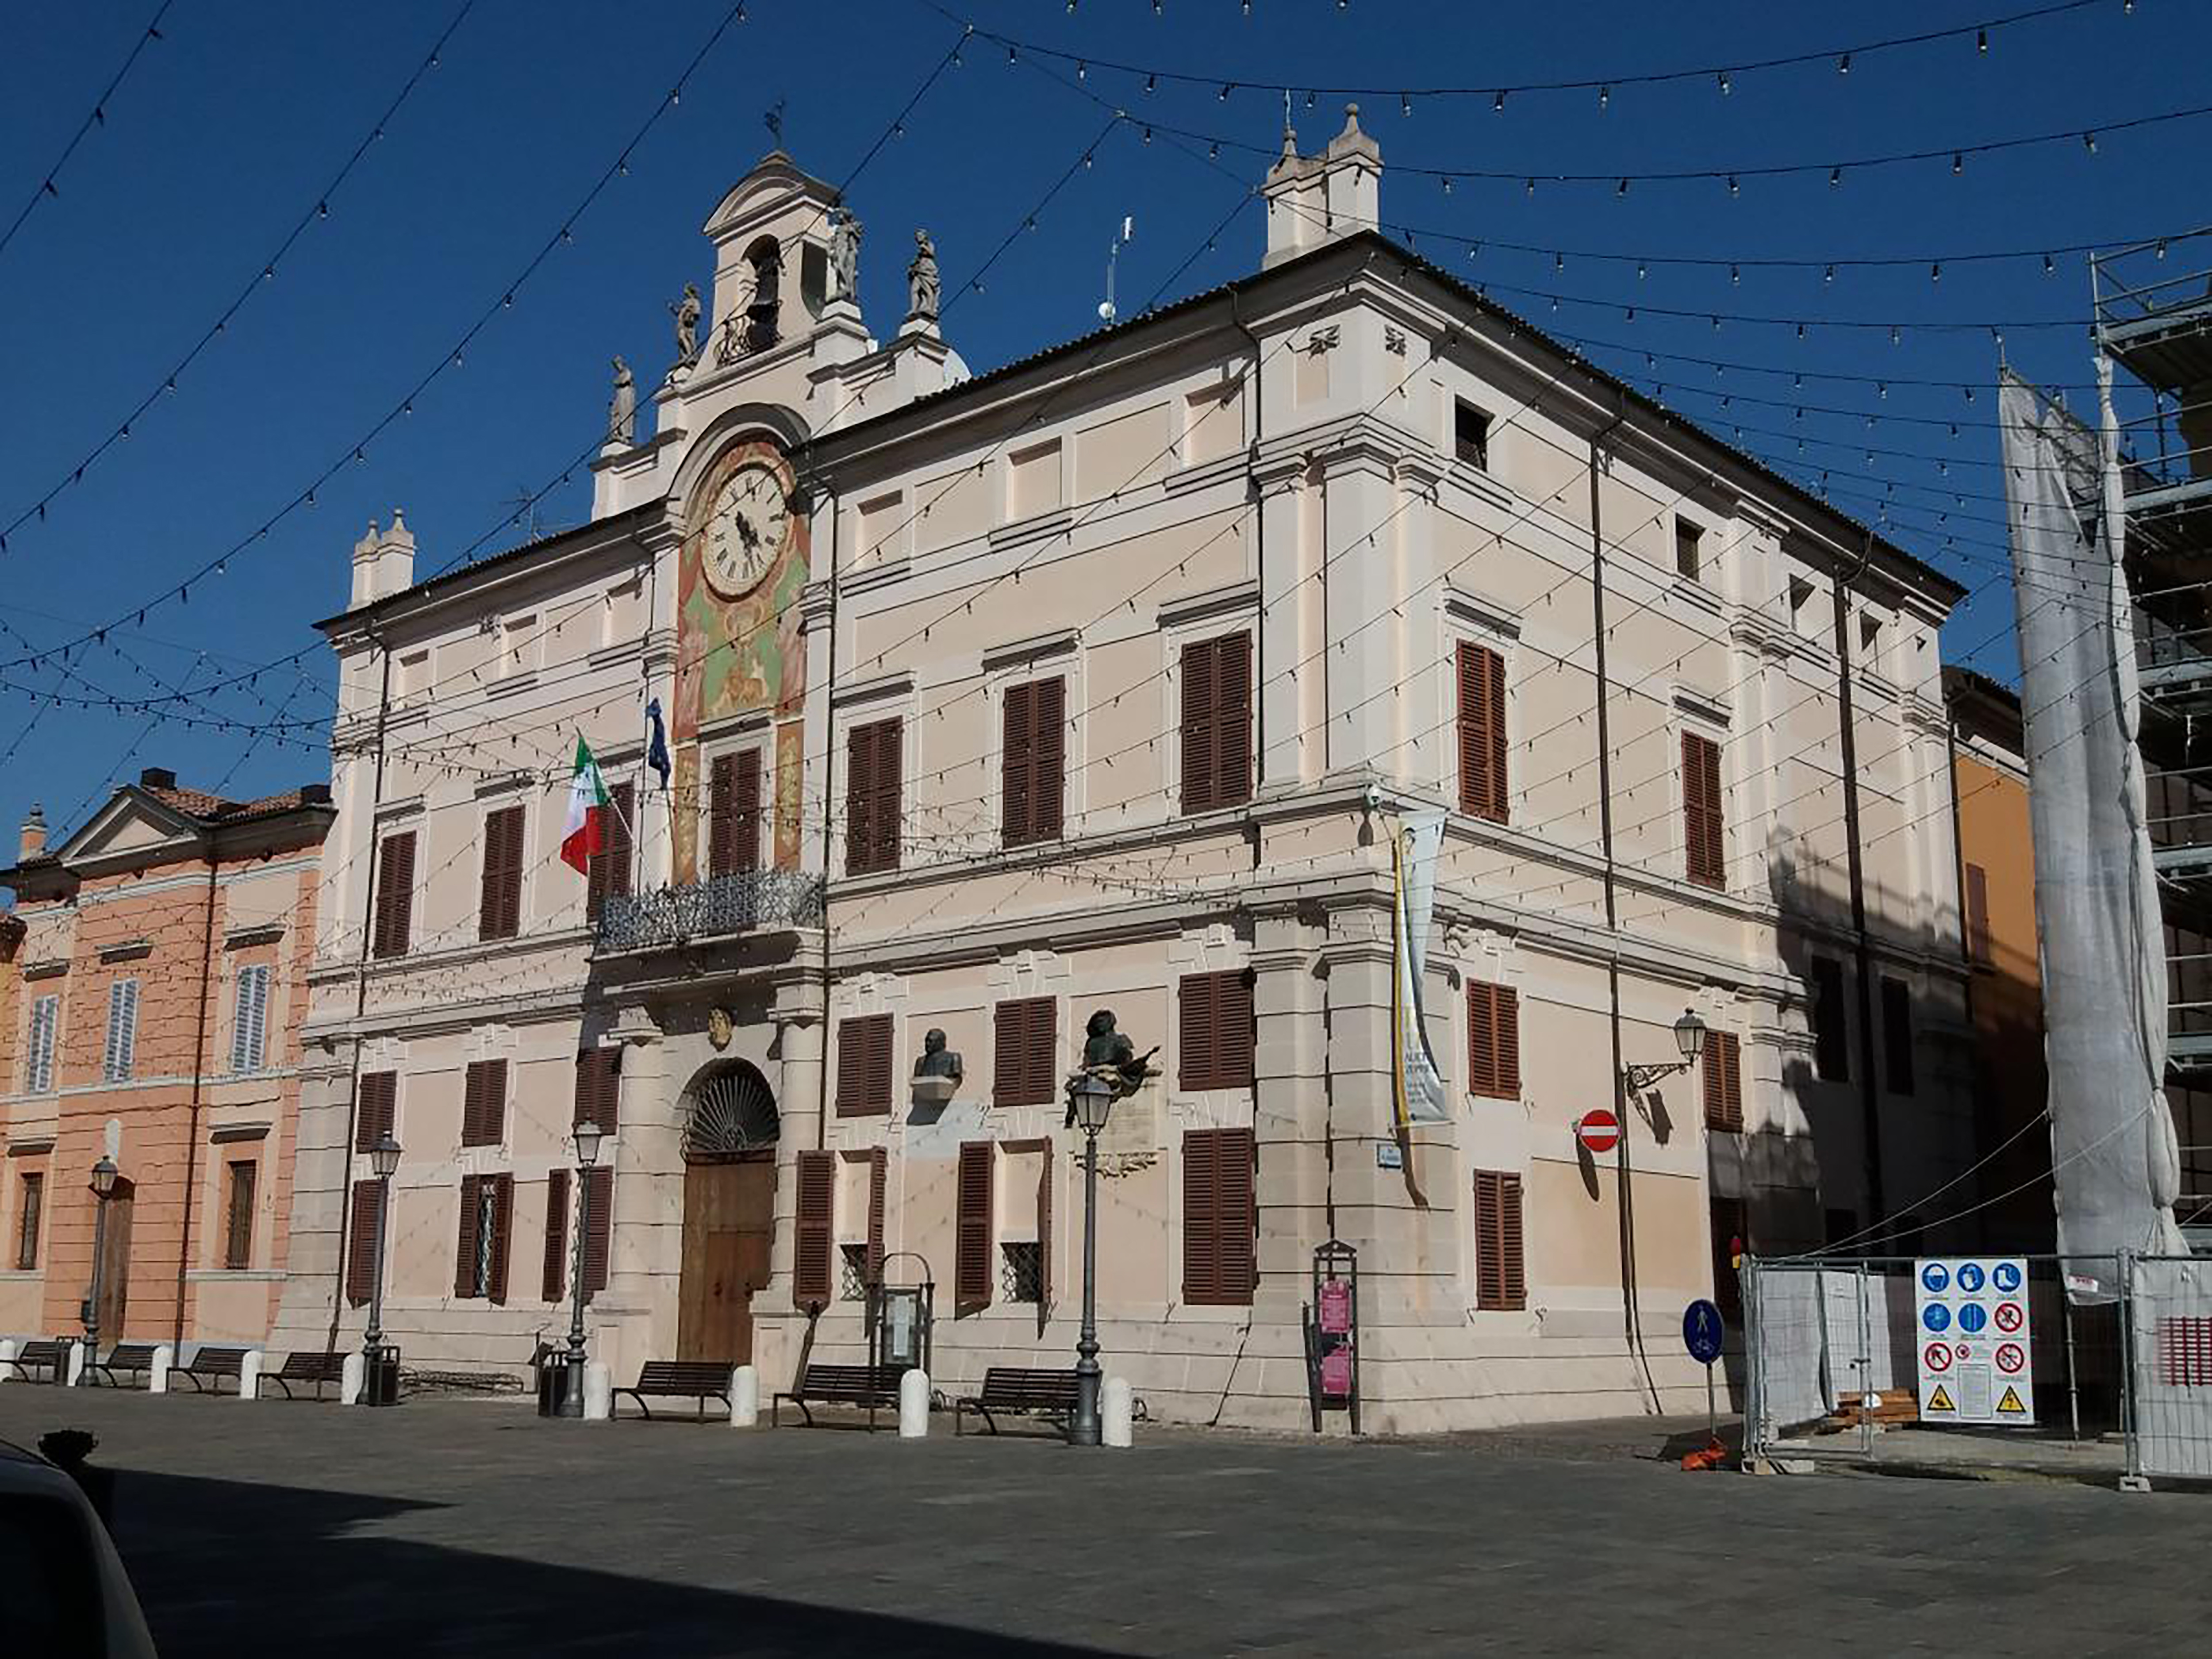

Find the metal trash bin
[[362, 1345, 400, 1408]]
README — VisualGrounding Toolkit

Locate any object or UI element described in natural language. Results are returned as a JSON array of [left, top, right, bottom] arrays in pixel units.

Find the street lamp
[[363, 1131, 401, 1406], [1068, 1071, 1115, 1447], [557, 1118, 606, 1420], [79, 1156, 119, 1386], [1621, 1008, 1707, 1096]]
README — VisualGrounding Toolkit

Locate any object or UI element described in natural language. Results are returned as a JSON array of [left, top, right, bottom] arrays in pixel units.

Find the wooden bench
[[262, 1351, 347, 1401], [0, 1338, 72, 1383], [610, 1359, 734, 1421], [954, 1367, 1081, 1437], [173, 1345, 251, 1394], [770, 1363, 904, 1428], [89, 1342, 161, 1388]]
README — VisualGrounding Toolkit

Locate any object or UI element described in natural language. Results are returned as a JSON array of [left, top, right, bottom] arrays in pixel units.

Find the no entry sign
[[1576, 1110, 1621, 1155]]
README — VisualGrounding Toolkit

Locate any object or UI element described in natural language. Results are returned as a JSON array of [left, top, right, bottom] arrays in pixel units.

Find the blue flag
[[645, 697, 672, 790]]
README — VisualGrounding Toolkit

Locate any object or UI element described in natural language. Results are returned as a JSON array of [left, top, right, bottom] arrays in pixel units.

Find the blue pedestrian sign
[[1920, 1262, 1951, 1294], [1683, 1299, 1725, 1366], [1993, 1262, 2022, 1294], [1956, 1263, 1986, 1294], [1922, 1302, 1952, 1333]]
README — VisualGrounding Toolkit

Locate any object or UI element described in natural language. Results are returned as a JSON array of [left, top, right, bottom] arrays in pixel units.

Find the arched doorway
[[676, 1060, 779, 1364]]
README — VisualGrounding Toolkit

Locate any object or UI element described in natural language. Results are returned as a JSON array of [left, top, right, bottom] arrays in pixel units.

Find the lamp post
[[79, 1156, 118, 1386], [558, 1118, 606, 1419], [363, 1130, 401, 1406], [1068, 1072, 1115, 1447], [1620, 1008, 1707, 1097]]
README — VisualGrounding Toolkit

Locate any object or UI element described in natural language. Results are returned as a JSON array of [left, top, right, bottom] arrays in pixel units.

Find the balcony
[[595, 869, 825, 955]]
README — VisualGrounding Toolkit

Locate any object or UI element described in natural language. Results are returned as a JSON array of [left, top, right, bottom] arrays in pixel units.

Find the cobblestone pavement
[[3, 1386, 2204, 1657]]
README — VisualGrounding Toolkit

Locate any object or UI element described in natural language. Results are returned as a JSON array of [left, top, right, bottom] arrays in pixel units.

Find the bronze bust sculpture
[[914, 1027, 963, 1084]]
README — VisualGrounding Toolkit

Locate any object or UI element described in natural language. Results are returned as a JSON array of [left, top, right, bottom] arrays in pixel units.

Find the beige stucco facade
[[272, 122, 1979, 1431]]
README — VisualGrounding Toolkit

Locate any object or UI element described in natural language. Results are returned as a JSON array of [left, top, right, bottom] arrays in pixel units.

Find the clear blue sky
[[0, 0, 2203, 853]]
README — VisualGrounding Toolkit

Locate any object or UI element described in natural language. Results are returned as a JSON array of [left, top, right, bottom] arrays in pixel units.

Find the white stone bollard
[[149, 1343, 174, 1395], [1103, 1376, 1134, 1448], [340, 1350, 365, 1406], [64, 1341, 86, 1386], [0, 1337, 19, 1382], [583, 1361, 612, 1421], [237, 1349, 264, 1401], [899, 1367, 930, 1438], [729, 1364, 759, 1427]]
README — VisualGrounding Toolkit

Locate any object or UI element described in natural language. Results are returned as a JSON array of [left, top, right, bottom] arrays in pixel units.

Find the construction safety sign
[[1915, 1257, 2035, 1426]]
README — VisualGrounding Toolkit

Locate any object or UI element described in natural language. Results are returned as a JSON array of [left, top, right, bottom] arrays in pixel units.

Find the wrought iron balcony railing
[[595, 869, 825, 954]]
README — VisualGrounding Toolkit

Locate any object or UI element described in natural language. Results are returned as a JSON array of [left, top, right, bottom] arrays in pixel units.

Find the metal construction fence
[[1741, 1252, 2212, 1487]]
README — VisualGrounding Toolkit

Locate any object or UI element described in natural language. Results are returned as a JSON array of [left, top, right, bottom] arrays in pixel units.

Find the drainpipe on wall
[[1943, 704, 1991, 1232], [323, 626, 393, 1351], [171, 849, 219, 1348], [1829, 536, 1888, 1240], [813, 480, 841, 1153]]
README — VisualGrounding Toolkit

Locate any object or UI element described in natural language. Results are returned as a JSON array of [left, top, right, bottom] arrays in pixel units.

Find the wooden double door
[[676, 1154, 776, 1364]]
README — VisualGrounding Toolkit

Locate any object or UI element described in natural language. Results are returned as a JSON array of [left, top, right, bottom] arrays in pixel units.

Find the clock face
[[703, 459, 792, 598]]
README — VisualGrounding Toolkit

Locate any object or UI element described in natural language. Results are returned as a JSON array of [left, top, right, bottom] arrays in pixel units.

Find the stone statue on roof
[[907, 229, 940, 320], [607, 356, 636, 445], [830, 207, 862, 303], [668, 282, 702, 366]]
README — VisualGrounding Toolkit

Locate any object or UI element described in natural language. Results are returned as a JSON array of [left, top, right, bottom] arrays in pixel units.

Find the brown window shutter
[[1468, 982, 1520, 1099], [1457, 642, 1508, 822], [1704, 1032, 1744, 1132], [1219, 970, 1255, 1089], [1002, 680, 1034, 845], [374, 832, 415, 958], [1179, 973, 1218, 1090], [1499, 1173, 1525, 1309], [847, 719, 902, 875], [837, 1014, 893, 1117], [480, 806, 523, 940], [1474, 1170, 1526, 1311], [573, 1046, 620, 1134], [1682, 733, 1724, 888], [346, 1179, 381, 1307], [1181, 638, 1218, 813], [588, 783, 635, 921], [867, 1147, 887, 1285], [734, 748, 762, 873], [463, 1060, 507, 1147], [487, 1174, 514, 1305], [1965, 862, 1992, 965], [956, 1141, 994, 1310], [542, 1168, 570, 1303], [1036, 1140, 1053, 1310], [871, 722, 902, 872], [225, 1160, 257, 1270], [994, 998, 1054, 1107], [1183, 1127, 1256, 1306], [793, 1149, 834, 1307], [1217, 1126, 1256, 1303], [454, 1175, 483, 1298], [581, 1166, 612, 1298], [355, 1071, 397, 1152], [1032, 676, 1065, 841], [845, 723, 875, 874], [1214, 633, 1252, 808], [709, 753, 739, 877]]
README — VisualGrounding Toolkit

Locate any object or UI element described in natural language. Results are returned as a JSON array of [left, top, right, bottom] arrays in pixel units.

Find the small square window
[[1001, 1240, 1044, 1305], [1455, 401, 1491, 471], [840, 1243, 871, 1302], [1676, 519, 1703, 581]]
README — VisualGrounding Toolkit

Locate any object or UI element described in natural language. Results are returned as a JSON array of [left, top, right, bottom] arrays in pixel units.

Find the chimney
[[349, 508, 419, 607], [1262, 104, 1381, 269], [139, 767, 177, 791], [300, 783, 333, 806], [19, 803, 46, 861]]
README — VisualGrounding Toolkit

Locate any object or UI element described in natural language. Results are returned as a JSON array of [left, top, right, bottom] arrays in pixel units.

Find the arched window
[[745, 237, 781, 352]]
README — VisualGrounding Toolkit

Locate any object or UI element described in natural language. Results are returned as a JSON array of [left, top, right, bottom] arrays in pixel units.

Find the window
[[573, 1045, 620, 1134], [1473, 1169, 1526, 1311], [355, 1071, 398, 1152], [1002, 1240, 1044, 1304], [373, 831, 416, 958], [956, 1141, 995, 1311], [1456, 641, 1508, 822], [1811, 958, 1849, 1082], [15, 1172, 41, 1270], [845, 718, 903, 875], [708, 750, 763, 877], [1180, 632, 1252, 814], [542, 1168, 570, 1303], [229, 964, 271, 1074], [345, 1180, 381, 1307], [478, 806, 525, 941], [1454, 400, 1491, 470], [1859, 610, 1885, 664], [994, 998, 1057, 1107], [1787, 576, 1818, 637], [1001, 677, 1066, 848], [1882, 976, 1915, 1096], [1703, 1030, 1744, 1133], [102, 979, 139, 1082], [25, 994, 57, 1094], [1965, 863, 1993, 966], [453, 1174, 513, 1302], [223, 1161, 257, 1270], [835, 1014, 894, 1117], [1007, 438, 1063, 518], [1710, 1195, 1747, 1320], [1467, 980, 1521, 1100], [461, 1059, 508, 1148], [502, 614, 536, 674], [841, 1243, 872, 1302], [1681, 732, 1725, 889], [585, 783, 634, 923], [1179, 970, 1255, 1091], [1675, 518, 1704, 581], [1182, 1126, 1256, 1306]]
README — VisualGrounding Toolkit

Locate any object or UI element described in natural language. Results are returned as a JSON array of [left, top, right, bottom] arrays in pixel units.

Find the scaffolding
[[2092, 227, 2212, 1246]]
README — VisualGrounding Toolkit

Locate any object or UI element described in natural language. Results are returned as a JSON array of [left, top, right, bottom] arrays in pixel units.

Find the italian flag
[[559, 736, 610, 874]]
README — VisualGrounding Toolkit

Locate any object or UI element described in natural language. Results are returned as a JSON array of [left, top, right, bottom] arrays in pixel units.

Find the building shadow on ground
[[109, 1468, 1105, 1659]]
